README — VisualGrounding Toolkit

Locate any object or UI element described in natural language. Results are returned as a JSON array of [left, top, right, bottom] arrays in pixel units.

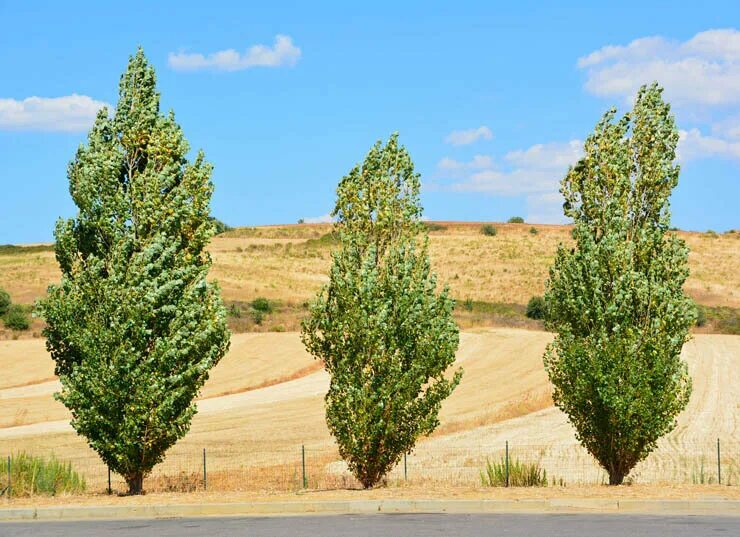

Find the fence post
[[6, 456, 10, 499], [301, 445, 307, 488], [203, 448, 207, 491], [107, 466, 112, 495], [717, 438, 721, 485], [404, 453, 408, 482], [505, 441, 509, 488]]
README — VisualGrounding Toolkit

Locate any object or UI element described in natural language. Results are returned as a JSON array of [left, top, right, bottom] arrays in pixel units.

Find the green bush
[[526, 296, 547, 320], [705, 230, 718, 238], [508, 216, 525, 224], [3, 453, 86, 496], [481, 224, 497, 237], [695, 304, 707, 327], [0, 288, 10, 316], [423, 222, 447, 232], [252, 310, 264, 325], [209, 217, 233, 235], [251, 297, 273, 313], [529, 227, 538, 235], [480, 457, 548, 487], [3, 305, 29, 331]]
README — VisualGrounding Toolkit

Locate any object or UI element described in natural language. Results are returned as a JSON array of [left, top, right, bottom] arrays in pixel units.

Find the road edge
[[0, 499, 739, 521]]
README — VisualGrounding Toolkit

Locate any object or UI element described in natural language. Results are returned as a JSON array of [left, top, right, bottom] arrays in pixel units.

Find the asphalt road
[[1, 514, 739, 536]]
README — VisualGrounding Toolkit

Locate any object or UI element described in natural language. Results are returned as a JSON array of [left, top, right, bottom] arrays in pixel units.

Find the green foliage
[[297, 218, 305, 224], [544, 84, 694, 486], [302, 133, 462, 488], [39, 49, 230, 495], [209, 217, 233, 235], [251, 297, 273, 313], [3, 453, 86, 497], [529, 227, 539, 235], [705, 230, 718, 238], [0, 288, 10, 316], [525, 296, 547, 320], [3, 305, 30, 331], [480, 457, 548, 487], [423, 222, 447, 232], [0, 244, 54, 256], [507, 216, 525, 224], [695, 303, 707, 327], [481, 224, 497, 236]]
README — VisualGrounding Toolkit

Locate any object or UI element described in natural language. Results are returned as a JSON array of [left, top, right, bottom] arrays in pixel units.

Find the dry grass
[[2, 223, 738, 314]]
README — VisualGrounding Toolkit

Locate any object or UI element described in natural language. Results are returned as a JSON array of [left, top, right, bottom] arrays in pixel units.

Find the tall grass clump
[[3, 453, 86, 496], [480, 457, 548, 487]]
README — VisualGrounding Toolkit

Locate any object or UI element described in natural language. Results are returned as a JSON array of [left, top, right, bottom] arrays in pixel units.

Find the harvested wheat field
[[2, 223, 739, 310], [0, 329, 737, 492]]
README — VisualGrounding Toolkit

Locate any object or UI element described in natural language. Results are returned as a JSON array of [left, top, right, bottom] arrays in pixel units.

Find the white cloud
[[444, 126, 493, 146], [0, 94, 108, 132], [438, 140, 583, 223], [578, 29, 740, 106], [302, 213, 333, 224], [437, 154, 493, 173], [678, 128, 740, 162], [169, 35, 301, 72]]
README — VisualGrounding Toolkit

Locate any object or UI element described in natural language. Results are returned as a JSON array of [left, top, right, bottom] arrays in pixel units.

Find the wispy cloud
[[578, 28, 740, 107], [0, 94, 108, 132], [437, 140, 582, 223], [678, 128, 740, 162], [444, 126, 493, 146], [169, 35, 302, 72], [302, 213, 333, 224]]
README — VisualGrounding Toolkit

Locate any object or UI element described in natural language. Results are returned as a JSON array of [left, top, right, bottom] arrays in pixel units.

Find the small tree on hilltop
[[302, 133, 462, 488], [544, 83, 694, 485], [39, 49, 230, 494]]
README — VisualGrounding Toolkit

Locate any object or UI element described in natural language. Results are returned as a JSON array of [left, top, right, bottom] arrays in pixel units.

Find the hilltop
[[1, 222, 738, 337]]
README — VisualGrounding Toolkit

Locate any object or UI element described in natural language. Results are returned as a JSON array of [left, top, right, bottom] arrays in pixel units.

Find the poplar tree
[[302, 134, 462, 488], [544, 83, 694, 485], [40, 49, 230, 494]]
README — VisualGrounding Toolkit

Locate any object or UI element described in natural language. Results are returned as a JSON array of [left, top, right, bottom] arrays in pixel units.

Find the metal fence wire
[[2, 439, 737, 495]]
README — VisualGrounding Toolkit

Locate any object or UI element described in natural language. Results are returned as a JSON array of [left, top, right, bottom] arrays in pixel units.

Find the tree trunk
[[608, 469, 625, 486], [126, 473, 144, 495]]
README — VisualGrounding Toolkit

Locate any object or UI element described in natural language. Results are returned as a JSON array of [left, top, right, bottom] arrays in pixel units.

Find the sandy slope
[[0, 330, 737, 484]]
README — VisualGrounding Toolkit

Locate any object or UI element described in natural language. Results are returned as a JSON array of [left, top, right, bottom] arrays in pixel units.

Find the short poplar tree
[[40, 49, 230, 494], [544, 83, 694, 485], [302, 134, 462, 488]]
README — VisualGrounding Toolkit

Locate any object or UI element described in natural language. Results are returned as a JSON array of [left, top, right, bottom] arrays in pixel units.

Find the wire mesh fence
[[1, 439, 737, 496]]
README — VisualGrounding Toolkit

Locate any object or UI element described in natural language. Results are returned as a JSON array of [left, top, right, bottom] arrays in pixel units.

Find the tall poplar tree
[[544, 83, 694, 485], [40, 49, 230, 494], [302, 134, 462, 488]]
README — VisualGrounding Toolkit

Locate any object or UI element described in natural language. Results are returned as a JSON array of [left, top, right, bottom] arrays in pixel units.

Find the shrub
[[480, 457, 548, 487], [526, 296, 547, 320], [252, 310, 264, 325], [423, 222, 447, 232], [251, 297, 273, 313], [3, 305, 29, 331], [481, 224, 497, 236], [0, 288, 10, 316], [508, 216, 525, 224], [4, 453, 86, 496], [695, 304, 707, 327], [209, 217, 233, 235], [529, 227, 538, 235], [297, 218, 305, 224], [705, 230, 719, 238], [462, 298, 474, 312]]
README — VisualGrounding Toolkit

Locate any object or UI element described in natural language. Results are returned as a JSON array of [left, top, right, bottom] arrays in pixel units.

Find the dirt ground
[[2, 484, 739, 509]]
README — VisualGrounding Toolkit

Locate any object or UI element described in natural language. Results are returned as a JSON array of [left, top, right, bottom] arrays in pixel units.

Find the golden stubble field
[[0, 329, 737, 490], [2, 222, 739, 309]]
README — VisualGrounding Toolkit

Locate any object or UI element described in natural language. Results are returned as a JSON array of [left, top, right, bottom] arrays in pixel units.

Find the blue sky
[[1, 1, 738, 243]]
